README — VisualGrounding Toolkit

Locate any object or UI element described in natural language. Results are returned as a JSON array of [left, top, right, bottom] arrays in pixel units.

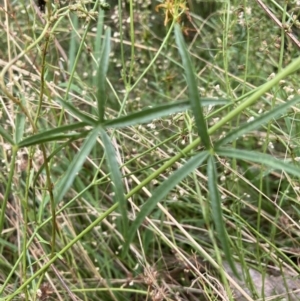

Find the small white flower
[[267, 73, 275, 80], [283, 86, 294, 93], [133, 263, 139, 270], [147, 123, 156, 129], [245, 7, 252, 15]]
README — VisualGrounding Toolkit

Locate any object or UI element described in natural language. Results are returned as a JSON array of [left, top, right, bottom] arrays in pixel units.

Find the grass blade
[[96, 27, 111, 121], [207, 155, 239, 277], [93, 8, 105, 86], [0, 124, 14, 145], [55, 125, 101, 204], [104, 101, 189, 129], [174, 24, 210, 149], [217, 148, 300, 177], [18, 122, 87, 148], [68, 14, 78, 75], [56, 98, 97, 125], [216, 96, 300, 147], [15, 108, 25, 143], [123, 151, 209, 255], [99, 128, 127, 238], [104, 98, 229, 129]]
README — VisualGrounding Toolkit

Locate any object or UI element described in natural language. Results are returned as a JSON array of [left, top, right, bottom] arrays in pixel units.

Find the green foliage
[[174, 24, 211, 149], [1, 1, 300, 300]]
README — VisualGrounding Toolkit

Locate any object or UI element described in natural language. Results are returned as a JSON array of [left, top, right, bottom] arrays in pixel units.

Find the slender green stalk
[[222, 1, 231, 97], [118, 0, 127, 87], [0, 146, 17, 236], [278, 2, 287, 73], [36, 22, 57, 259], [128, 0, 135, 87]]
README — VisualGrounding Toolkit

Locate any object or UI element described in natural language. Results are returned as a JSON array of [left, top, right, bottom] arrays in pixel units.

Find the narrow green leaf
[[20, 132, 83, 148], [15, 111, 25, 143], [217, 148, 300, 177], [216, 96, 300, 147], [174, 24, 210, 148], [207, 155, 239, 278], [99, 128, 127, 237], [123, 151, 209, 255], [18, 122, 87, 148], [58, 83, 82, 92], [197, 98, 229, 107], [55, 125, 101, 204], [56, 98, 97, 125], [199, 98, 229, 107], [104, 101, 189, 129], [68, 14, 78, 74], [93, 8, 105, 87], [284, 116, 292, 136], [104, 98, 229, 129], [0, 124, 14, 145], [96, 27, 111, 121]]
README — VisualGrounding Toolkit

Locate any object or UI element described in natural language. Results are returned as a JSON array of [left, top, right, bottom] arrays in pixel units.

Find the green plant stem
[[222, 1, 231, 97], [128, 0, 135, 86], [278, 2, 287, 73], [118, 0, 127, 87], [36, 21, 57, 259], [0, 146, 17, 236]]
